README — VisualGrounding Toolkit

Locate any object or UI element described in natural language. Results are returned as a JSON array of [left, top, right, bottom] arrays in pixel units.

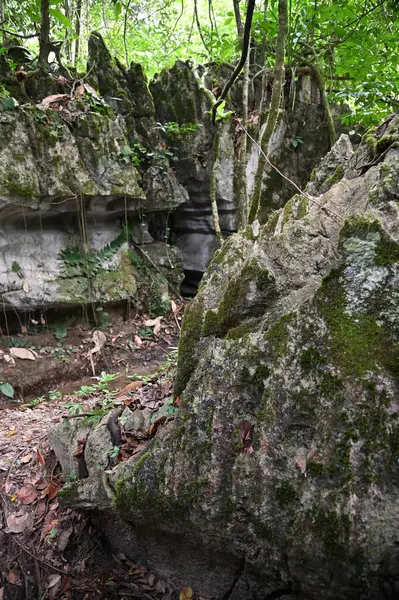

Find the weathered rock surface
[[0, 34, 186, 312], [0, 33, 342, 311], [151, 63, 340, 290], [53, 115, 399, 598]]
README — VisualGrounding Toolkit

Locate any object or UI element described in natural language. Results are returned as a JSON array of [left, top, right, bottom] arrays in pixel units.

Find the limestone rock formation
[[151, 62, 340, 289], [53, 115, 399, 599], [0, 34, 187, 312], [0, 33, 341, 311]]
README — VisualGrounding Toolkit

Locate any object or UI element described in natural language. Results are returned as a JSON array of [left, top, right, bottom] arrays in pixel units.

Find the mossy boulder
[[51, 114, 399, 598]]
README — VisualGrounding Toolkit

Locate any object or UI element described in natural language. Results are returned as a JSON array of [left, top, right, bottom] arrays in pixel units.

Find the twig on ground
[[12, 536, 65, 574]]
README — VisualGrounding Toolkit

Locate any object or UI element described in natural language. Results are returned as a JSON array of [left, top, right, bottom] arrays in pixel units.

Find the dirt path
[[0, 306, 193, 600]]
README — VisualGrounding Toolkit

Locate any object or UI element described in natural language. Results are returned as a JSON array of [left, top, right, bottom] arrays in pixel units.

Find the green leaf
[[114, 1, 122, 18], [0, 97, 17, 111], [0, 382, 14, 398], [55, 326, 67, 340], [49, 527, 58, 537], [49, 8, 72, 28]]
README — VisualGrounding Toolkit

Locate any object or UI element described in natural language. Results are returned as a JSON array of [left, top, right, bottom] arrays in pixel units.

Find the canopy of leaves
[[1, 0, 398, 125]]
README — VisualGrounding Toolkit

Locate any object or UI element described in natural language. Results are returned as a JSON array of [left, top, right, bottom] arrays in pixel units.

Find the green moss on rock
[[265, 313, 296, 359], [317, 268, 399, 378], [325, 163, 344, 188], [174, 297, 205, 396], [275, 480, 297, 505], [296, 196, 309, 219]]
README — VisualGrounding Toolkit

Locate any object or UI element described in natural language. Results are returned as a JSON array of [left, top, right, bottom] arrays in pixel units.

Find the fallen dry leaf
[[179, 587, 193, 600], [88, 330, 106, 355], [35, 500, 47, 519], [44, 479, 62, 500], [84, 82, 103, 100], [133, 335, 142, 347], [73, 83, 85, 98], [20, 452, 33, 464], [57, 527, 73, 552], [7, 568, 22, 587], [36, 448, 45, 465], [47, 574, 61, 589], [6, 511, 34, 534], [57, 75, 70, 87], [10, 347, 36, 361], [22, 279, 29, 293], [40, 93, 69, 108], [6, 430, 17, 437], [148, 415, 167, 437], [3, 354, 15, 365], [17, 485, 37, 505], [153, 317, 162, 336], [115, 380, 143, 399], [144, 317, 160, 327]]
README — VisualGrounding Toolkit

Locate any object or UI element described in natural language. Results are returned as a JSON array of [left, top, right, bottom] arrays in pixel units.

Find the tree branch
[[0, 27, 38, 39], [194, 0, 210, 53], [248, 0, 289, 223], [211, 0, 256, 124]]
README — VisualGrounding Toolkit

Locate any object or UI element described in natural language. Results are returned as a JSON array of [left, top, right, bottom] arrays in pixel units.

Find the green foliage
[[5, 337, 33, 348], [108, 446, 120, 459], [63, 371, 121, 427], [290, 135, 304, 150], [2, 0, 397, 126], [0, 97, 18, 112], [49, 8, 72, 28], [95, 306, 110, 327], [208, 100, 233, 122], [0, 382, 14, 398], [0, 84, 10, 99], [138, 325, 153, 338], [154, 121, 201, 138], [53, 343, 75, 362], [58, 226, 131, 279], [21, 395, 46, 408], [115, 141, 145, 166], [55, 326, 67, 340], [127, 250, 145, 270], [11, 260, 22, 273]]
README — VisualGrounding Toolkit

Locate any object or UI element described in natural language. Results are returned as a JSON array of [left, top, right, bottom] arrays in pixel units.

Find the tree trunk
[[39, 0, 51, 67], [74, 0, 82, 66], [248, 0, 288, 224], [63, 0, 72, 62], [233, 0, 243, 37], [0, 0, 6, 44], [311, 62, 337, 147], [210, 130, 224, 245], [234, 50, 250, 230]]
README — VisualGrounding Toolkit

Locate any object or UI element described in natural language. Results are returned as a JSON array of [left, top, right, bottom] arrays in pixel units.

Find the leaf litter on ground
[[0, 299, 204, 599]]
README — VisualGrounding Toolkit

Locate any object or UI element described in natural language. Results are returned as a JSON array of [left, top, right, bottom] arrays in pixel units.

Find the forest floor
[[0, 302, 191, 600]]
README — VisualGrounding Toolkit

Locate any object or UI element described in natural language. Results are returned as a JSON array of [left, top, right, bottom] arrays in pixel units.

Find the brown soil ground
[[0, 304, 201, 600]]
